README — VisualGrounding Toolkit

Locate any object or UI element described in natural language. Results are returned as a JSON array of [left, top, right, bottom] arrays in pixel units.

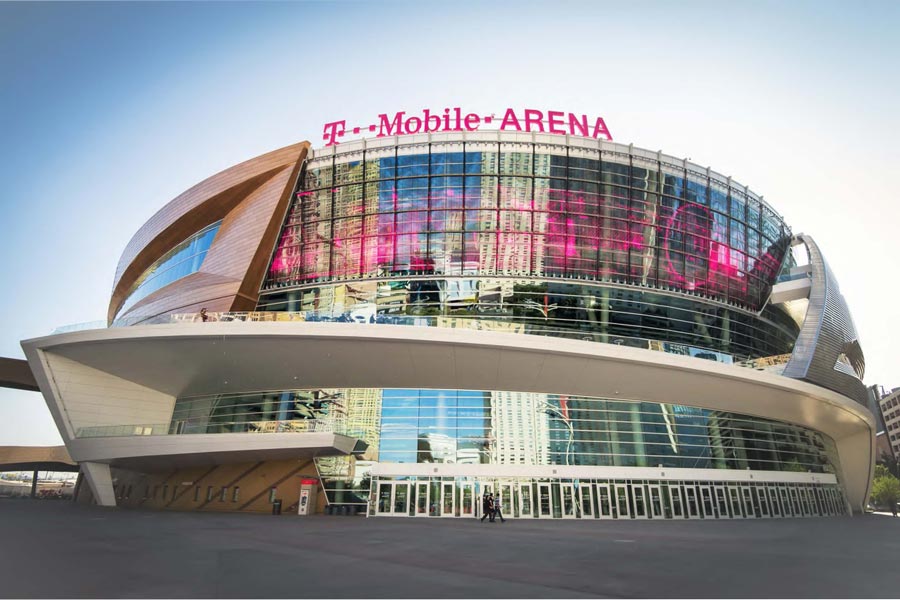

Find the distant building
[[878, 388, 900, 461]]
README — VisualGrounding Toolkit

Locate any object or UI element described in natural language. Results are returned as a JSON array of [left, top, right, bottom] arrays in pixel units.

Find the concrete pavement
[[1, 501, 898, 598]]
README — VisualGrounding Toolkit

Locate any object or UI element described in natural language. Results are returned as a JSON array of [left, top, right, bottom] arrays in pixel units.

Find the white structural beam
[[770, 278, 812, 304], [22, 322, 875, 512], [68, 432, 360, 471], [81, 461, 116, 507]]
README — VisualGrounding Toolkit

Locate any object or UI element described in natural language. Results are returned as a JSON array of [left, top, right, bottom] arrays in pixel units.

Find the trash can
[[272, 499, 282, 515], [342, 505, 351, 516]]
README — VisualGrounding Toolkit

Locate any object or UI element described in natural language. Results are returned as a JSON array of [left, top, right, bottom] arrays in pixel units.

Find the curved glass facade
[[258, 278, 798, 360], [260, 137, 796, 361], [165, 387, 837, 475], [117, 221, 222, 318], [265, 139, 791, 311]]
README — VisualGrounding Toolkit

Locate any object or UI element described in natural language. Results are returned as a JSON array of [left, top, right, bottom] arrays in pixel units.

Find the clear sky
[[1, 0, 897, 446]]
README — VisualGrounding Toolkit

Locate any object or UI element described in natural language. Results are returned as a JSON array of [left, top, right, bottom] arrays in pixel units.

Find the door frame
[[647, 483, 664, 519], [614, 484, 630, 519], [579, 484, 595, 519], [537, 482, 554, 519], [519, 482, 535, 518], [630, 483, 649, 519], [698, 485, 714, 519], [668, 484, 686, 519], [596, 483, 613, 519], [414, 481, 430, 517], [440, 481, 456, 518], [560, 483, 578, 519]]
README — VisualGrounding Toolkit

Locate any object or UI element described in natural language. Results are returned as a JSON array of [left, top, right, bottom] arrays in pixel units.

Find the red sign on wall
[[322, 108, 613, 146]]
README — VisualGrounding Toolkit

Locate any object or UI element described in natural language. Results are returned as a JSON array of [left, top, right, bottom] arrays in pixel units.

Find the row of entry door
[[373, 479, 847, 519]]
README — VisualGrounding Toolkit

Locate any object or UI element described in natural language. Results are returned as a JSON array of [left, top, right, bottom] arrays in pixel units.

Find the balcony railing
[[54, 310, 795, 376], [75, 419, 336, 439]]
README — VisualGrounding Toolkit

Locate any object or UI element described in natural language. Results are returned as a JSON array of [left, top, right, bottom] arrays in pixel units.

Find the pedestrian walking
[[480, 492, 492, 523], [493, 494, 507, 522]]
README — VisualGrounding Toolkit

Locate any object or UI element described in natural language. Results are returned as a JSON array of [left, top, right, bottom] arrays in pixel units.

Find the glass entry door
[[579, 484, 594, 518], [498, 483, 516, 519], [728, 486, 744, 518], [560, 484, 578, 519], [415, 482, 430, 517], [614, 484, 630, 519], [741, 486, 757, 518], [699, 486, 714, 518], [538, 483, 553, 518], [441, 482, 455, 517], [520, 483, 534, 518], [376, 481, 411, 516], [756, 487, 770, 518], [647, 484, 663, 519], [684, 486, 699, 518], [631, 484, 648, 519], [596, 484, 613, 519], [714, 486, 729, 518], [668, 485, 685, 519], [460, 483, 476, 517]]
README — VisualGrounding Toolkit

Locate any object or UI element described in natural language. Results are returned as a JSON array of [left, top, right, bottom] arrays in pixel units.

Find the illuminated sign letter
[[500, 108, 522, 131], [547, 111, 565, 135], [377, 112, 405, 136], [523, 109, 544, 133], [423, 109, 441, 133], [568, 114, 588, 137], [322, 120, 346, 146], [592, 117, 613, 141], [405, 116, 422, 134]]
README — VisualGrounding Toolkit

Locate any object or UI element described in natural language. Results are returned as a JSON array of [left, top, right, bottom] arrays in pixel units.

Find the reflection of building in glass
[[491, 392, 550, 465], [25, 131, 872, 521]]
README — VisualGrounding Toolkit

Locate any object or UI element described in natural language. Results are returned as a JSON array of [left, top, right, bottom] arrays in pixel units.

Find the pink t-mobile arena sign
[[322, 108, 613, 146]]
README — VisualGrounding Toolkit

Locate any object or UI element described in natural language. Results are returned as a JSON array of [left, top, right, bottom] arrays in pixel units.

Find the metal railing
[[75, 419, 336, 439], [54, 310, 795, 377]]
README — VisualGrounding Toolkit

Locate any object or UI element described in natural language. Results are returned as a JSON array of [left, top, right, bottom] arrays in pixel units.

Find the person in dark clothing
[[493, 494, 506, 523], [480, 492, 493, 523]]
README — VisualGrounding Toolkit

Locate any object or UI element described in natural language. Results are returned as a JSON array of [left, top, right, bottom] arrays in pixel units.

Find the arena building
[[20, 125, 874, 520]]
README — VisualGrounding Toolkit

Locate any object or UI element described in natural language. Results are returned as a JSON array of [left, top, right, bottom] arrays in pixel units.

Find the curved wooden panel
[[109, 142, 309, 323]]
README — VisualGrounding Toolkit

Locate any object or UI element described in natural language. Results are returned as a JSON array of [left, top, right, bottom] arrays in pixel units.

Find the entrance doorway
[[647, 484, 664, 519], [560, 483, 578, 518], [538, 483, 554, 518], [579, 484, 594, 518], [376, 481, 411, 516], [596, 484, 613, 519], [441, 482, 455, 517], [519, 483, 534, 518], [415, 482, 430, 517]]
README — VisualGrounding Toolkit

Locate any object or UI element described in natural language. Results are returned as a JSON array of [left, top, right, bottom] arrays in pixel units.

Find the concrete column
[[81, 462, 117, 507], [30, 470, 38, 498]]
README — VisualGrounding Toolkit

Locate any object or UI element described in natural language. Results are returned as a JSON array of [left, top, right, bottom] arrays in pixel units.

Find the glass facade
[[258, 279, 798, 361], [116, 221, 222, 319], [164, 387, 838, 476], [259, 137, 796, 361], [264, 140, 791, 311]]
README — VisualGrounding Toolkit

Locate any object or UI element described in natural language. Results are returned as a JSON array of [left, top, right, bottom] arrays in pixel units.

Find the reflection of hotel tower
[[490, 392, 550, 465], [342, 388, 382, 461], [331, 159, 380, 275], [477, 152, 551, 275]]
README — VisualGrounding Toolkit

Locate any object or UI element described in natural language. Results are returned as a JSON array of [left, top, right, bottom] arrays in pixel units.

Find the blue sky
[[1, 0, 898, 445]]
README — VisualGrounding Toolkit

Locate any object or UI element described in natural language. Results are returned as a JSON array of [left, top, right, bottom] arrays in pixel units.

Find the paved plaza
[[1, 501, 899, 598]]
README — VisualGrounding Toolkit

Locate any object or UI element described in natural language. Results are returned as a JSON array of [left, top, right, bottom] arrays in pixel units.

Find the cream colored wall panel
[[43, 353, 175, 434]]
